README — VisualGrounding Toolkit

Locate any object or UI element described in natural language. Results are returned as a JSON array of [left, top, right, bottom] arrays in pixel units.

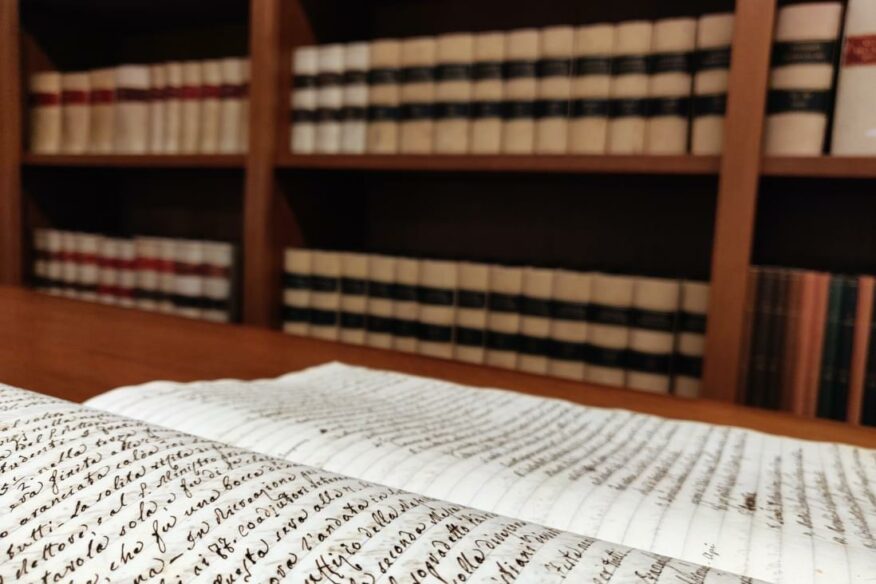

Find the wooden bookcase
[[0, 0, 873, 418]]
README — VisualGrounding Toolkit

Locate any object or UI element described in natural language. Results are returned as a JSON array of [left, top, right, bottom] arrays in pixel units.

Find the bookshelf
[[0, 0, 873, 426]]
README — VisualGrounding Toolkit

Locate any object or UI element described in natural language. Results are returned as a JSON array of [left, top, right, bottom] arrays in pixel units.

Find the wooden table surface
[[1, 286, 874, 448]]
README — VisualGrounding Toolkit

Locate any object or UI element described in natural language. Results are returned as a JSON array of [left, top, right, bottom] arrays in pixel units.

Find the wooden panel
[[23, 154, 245, 168], [0, 0, 22, 285], [763, 156, 876, 178], [278, 154, 721, 175], [0, 286, 872, 446], [703, 0, 777, 403]]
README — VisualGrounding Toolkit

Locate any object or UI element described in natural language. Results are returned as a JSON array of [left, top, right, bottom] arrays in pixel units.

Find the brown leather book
[[805, 272, 831, 417], [790, 271, 818, 415], [848, 275, 874, 424]]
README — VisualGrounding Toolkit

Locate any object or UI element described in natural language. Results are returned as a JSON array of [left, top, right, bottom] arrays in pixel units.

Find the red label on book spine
[[116, 87, 151, 102], [202, 84, 221, 99], [30, 92, 60, 106], [180, 85, 202, 99], [219, 83, 247, 98], [844, 34, 876, 66], [90, 89, 115, 104], [61, 90, 89, 104]]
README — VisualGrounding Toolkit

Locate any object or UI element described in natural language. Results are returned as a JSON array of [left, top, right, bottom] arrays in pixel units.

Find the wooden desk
[[1, 286, 873, 447]]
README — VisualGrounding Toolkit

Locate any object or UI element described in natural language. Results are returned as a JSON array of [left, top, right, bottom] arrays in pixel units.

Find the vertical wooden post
[[0, 0, 22, 285], [702, 0, 777, 401]]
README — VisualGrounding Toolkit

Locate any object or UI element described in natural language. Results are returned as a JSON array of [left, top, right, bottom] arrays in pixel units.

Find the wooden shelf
[[277, 153, 721, 175], [762, 156, 876, 178], [23, 153, 246, 168]]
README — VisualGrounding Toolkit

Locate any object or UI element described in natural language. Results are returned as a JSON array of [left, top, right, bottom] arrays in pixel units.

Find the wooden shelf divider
[[0, 0, 873, 420]]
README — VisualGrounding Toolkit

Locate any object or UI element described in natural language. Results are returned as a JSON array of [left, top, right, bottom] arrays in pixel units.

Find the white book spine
[[485, 265, 524, 369], [518, 267, 555, 375], [585, 273, 635, 387], [199, 60, 222, 154], [535, 27, 574, 154], [174, 241, 204, 318], [626, 277, 681, 394], [113, 65, 150, 154], [309, 251, 342, 341], [471, 32, 505, 154], [134, 237, 161, 311], [391, 257, 419, 352], [117, 239, 137, 308], [673, 280, 709, 398], [180, 61, 203, 154], [32, 229, 50, 291], [315, 45, 345, 154], [831, 0, 876, 154], [283, 248, 312, 335], [59, 231, 78, 297], [340, 43, 370, 154], [157, 238, 177, 313], [548, 271, 592, 380], [339, 252, 369, 345], [454, 262, 489, 364], [764, 2, 844, 156], [76, 233, 101, 301], [607, 21, 653, 154], [29, 72, 62, 154], [502, 29, 540, 154], [291, 47, 319, 154], [691, 13, 734, 155], [148, 64, 166, 154], [88, 68, 116, 154], [238, 60, 250, 153], [645, 18, 697, 154], [433, 33, 474, 154], [399, 37, 437, 154], [366, 255, 398, 349], [44, 229, 64, 295], [60, 72, 90, 154], [163, 62, 184, 154], [366, 39, 402, 154], [218, 58, 246, 154], [202, 241, 234, 322], [417, 260, 457, 359], [97, 236, 120, 304], [569, 24, 615, 154]]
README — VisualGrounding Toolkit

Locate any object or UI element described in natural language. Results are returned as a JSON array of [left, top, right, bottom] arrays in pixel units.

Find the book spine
[[117, 239, 138, 308], [218, 57, 246, 154], [417, 260, 457, 359], [29, 72, 62, 154], [201, 241, 234, 322], [309, 251, 342, 340], [366, 39, 402, 154], [517, 267, 555, 374], [502, 29, 540, 154], [831, 0, 876, 154], [76, 233, 101, 301], [485, 266, 524, 369], [790, 272, 817, 414], [316, 45, 345, 154], [238, 60, 250, 153], [283, 248, 313, 337], [32, 229, 50, 292], [691, 13, 734, 155], [764, 269, 790, 410], [454, 262, 489, 364], [200, 60, 223, 154], [737, 267, 760, 400], [174, 240, 205, 319], [585, 274, 635, 387], [59, 231, 78, 298], [471, 32, 505, 154], [672, 280, 709, 398], [569, 24, 615, 154], [832, 276, 859, 420], [392, 258, 420, 352], [863, 280, 876, 426], [764, 2, 844, 156], [644, 18, 696, 154], [97, 236, 119, 304], [817, 275, 845, 418], [340, 43, 370, 154], [745, 268, 773, 407], [157, 238, 178, 314], [291, 47, 318, 154], [399, 37, 437, 154], [114, 65, 150, 154], [847, 275, 874, 423], [149, 64, 166, 154], [547, 271, 591, 380], [626, 277, 681, 394], [163, 62, 183, 154], [780, 271, 804, 411], [339, 252, 369, 345], [134, 237, 161, 311], [180, 61, 203, 154], [44, 229, 64, 295], [535, 26, 573, 154], [806, 273, 832, 417], [365, 255, 397, 349], [434, 33, 474, 154], [86, 68, 113, 154], [607, 21, 653, 154], [61, 72, 90, 154]]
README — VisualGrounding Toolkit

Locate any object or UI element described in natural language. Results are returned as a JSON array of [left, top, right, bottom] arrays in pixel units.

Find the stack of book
[[28, 57, 249, 155], [32, 229, 239, 322], [289, 12, 735, 156], [741, 266, 876, 426], [282, 248, 709, 396]]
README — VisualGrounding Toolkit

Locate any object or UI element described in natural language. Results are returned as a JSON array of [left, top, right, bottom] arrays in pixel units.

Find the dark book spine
[[863, 282, 876, 426], [817, 275, 845, 419], [765, 270, 790, 409], [832, 276, 859, 421], [746, 268, 775, 407]]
